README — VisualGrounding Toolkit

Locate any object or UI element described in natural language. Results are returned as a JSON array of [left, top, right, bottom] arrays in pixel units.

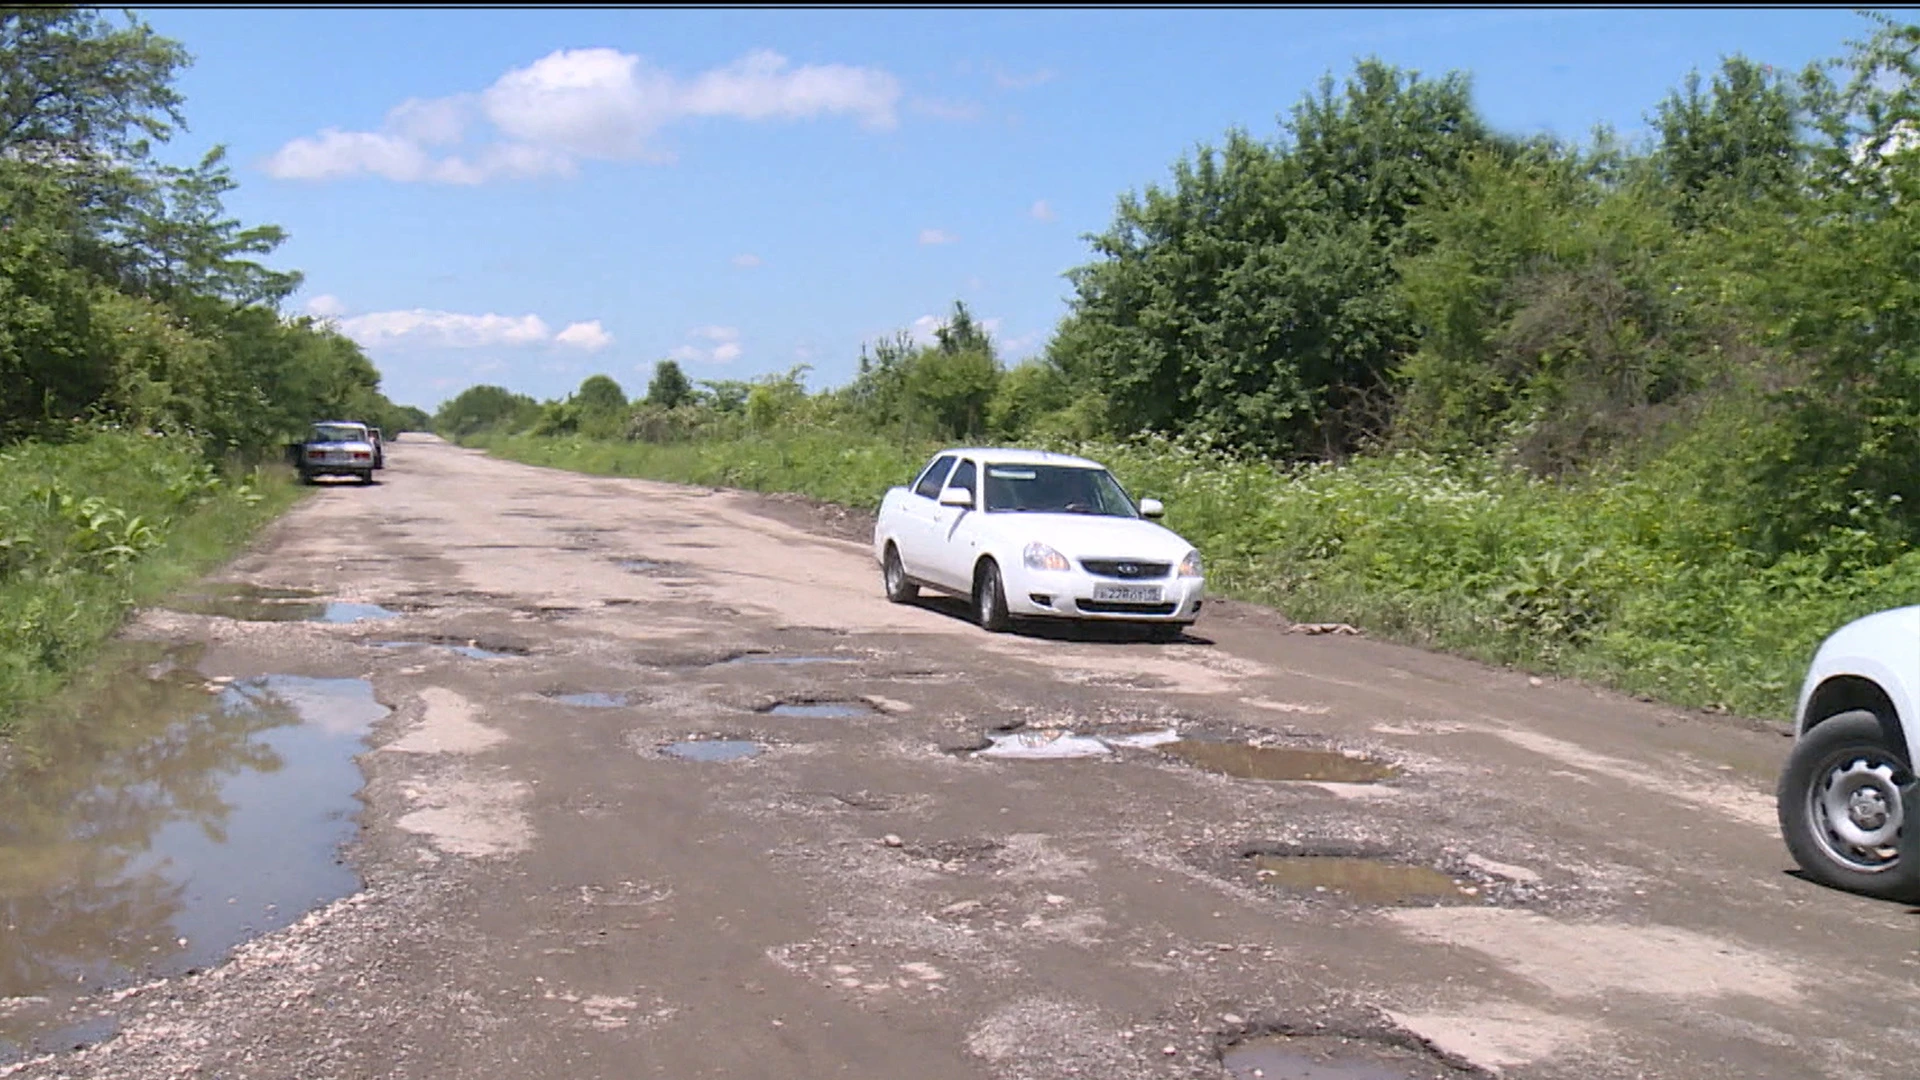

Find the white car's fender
[[1795, 605, 1920, 761]]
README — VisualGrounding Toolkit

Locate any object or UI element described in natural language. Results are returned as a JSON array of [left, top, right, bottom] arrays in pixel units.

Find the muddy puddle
[[1249, 856, 1474, 905], [662, 739, 763, 762], [1163, 739, 1397, 783], [166, 584, 401, 625], [0, 654, 389, 1060], [764, 702, 876, 719]]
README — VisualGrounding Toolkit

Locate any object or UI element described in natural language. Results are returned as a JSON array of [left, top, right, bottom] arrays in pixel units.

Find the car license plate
[[1093, 583, 1162, 603]]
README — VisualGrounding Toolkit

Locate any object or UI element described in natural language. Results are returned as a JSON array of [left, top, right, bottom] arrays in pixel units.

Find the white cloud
[[555, 320, 614, 351], [909, 97, 982, 122], [1029, 199, 1056, 222], [304, 293, 347, 318], [918, 228, 958, 246], [310, 298, 612, 352], [669, 325, 743, 364], [266, 46, 903, 184], [731, 253, 763, 268], [992, 66, 1058, 91]]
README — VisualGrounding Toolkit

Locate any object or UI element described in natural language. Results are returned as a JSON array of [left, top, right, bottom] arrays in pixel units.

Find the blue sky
[[138, 6, 1918, 412]]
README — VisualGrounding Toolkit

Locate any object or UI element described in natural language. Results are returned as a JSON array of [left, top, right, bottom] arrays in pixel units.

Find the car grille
[[1075, 599, 1180, 616], [1079, 559, 1171, 580]]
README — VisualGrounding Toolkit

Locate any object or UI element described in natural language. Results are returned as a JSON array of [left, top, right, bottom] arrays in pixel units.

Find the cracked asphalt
[[6, 434, 1918, 1080]]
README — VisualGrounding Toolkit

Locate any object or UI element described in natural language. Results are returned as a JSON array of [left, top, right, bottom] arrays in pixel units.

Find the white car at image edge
[[873, 447, 1205, 640], [1777, 604, 1920, 902]]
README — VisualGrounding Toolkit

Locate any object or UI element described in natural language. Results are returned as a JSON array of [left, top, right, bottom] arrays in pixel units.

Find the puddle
[[662, 740, 763, 762], [765, 702, 876, 719], [0, 659, 388, 1060], [1163, 739, 1397, 783], [1250, 856, 1474, 905], [549, 692, 631, 708], [164, 585, 398, 625], [1102, 727, 1182, 749], [1223, 1035, 1443, 1079], [317, 602, 400, 623], [374, 640, 523, 661], [977, 731, 1114, 759]]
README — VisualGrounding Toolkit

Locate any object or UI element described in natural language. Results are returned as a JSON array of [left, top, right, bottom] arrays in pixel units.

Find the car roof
[[314, 420, 367, 427], [932, 447, 1105, 469]]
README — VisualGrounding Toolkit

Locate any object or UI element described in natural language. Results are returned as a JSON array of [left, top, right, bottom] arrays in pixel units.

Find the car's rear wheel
[[1778, 710, 1920, 902], [973, 559, 1010, 633], [883, 544, 917, 604]]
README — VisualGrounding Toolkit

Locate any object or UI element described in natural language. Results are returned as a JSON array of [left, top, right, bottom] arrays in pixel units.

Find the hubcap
[[1810, 754, 1906, 873]]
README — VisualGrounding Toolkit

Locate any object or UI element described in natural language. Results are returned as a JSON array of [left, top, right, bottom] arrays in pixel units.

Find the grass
[[467, 426, 1920, 725], [0, 428, 305, 732]]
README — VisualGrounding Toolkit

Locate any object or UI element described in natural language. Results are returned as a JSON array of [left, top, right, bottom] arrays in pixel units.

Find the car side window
[[947, 459, 977, 504], [912, 455, 957, 500]]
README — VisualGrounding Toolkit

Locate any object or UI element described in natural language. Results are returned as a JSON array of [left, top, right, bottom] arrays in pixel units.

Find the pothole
[[373, 638, 527, 660], [1222, 1033, 1469, 1079], [661, 739, 764, 762], [969, 725, 1183, 759], [762, 701, 877, 719], [715, 652, 851, 668], [164, 585, 398, 624], [318, 602, 401, 623], [0, 662, 388, 1059], [1234, 843, 1479, 907], [1162, 738, 1397, 783], [548, 692, 631, 708]]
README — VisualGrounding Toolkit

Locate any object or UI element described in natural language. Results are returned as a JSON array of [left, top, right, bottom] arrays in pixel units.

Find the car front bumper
[[1002, 564, 1205, 623]]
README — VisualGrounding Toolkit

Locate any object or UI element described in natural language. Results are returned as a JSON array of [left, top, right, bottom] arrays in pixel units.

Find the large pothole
[[0, 653, 388, 1060], [1222, 1033, 1476, 1079], [1161, 735, 1397, 783]]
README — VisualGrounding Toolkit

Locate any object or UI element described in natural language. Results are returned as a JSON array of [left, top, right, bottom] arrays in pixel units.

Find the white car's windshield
[[983, 464, 1139, 517], [312, 424, 366, 443]]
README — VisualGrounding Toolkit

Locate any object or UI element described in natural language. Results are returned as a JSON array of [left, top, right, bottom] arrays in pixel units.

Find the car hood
[[978, 512, 1194, 561]]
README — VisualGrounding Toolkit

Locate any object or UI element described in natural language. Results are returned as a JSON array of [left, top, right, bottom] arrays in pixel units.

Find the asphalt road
[[11, 434, 1918, 1080]]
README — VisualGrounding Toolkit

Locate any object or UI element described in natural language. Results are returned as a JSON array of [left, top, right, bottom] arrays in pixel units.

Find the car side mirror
[[938, 487, 974, 509], [1139, 498, 1165, 519]]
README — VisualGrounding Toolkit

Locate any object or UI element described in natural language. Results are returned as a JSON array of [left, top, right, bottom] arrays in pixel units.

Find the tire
[[883, 544, 918, 603], [973, 559, 1011, 633], [298, 468, 315, 486], [1146, 623, 1185, 644], [1778, 710, 1920, 903], [359, 470, 375, 485]]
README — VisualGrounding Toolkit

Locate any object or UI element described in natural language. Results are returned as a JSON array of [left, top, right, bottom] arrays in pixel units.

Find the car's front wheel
[[1778, 710, 1920, 902], [883, 544, 917, 604], [973, 559, 1011, 633]]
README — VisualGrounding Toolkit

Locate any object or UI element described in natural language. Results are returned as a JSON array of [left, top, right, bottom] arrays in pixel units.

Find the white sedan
[[873, 447, 1205, 639], [1777, 604, 1920, 902]]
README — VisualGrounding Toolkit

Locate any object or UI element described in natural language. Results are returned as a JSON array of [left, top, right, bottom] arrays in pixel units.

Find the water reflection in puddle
[[1163, 740, 1396, 783], [1223, 1036, 1435, 1079], [165, 585, 400, 625], [767, 702, 875, 719], [1249, 856, 1473, 905], [0, 658, 388, 1060], [662, 740, 763, 762], [974, 727, 1182, 759], [374, 640, 520, 661]]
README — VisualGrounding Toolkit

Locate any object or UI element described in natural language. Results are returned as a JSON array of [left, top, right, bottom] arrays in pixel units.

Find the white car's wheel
[[973, 559, 1011, 633], [1778, 710, 1920, 902], [883, 544, 917, 604]]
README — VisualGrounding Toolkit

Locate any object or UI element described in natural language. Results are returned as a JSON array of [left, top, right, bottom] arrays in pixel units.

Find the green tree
[[645, 360, 693, 408]]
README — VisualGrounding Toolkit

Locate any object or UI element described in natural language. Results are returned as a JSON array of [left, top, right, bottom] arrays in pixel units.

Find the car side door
[[894, 454, 957, 580], [928, 457, 983, 592]]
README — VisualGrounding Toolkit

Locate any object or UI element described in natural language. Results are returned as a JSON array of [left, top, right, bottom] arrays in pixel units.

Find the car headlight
[[1024, 542, 1071, 572], [1178, 549, 1203, 577]]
